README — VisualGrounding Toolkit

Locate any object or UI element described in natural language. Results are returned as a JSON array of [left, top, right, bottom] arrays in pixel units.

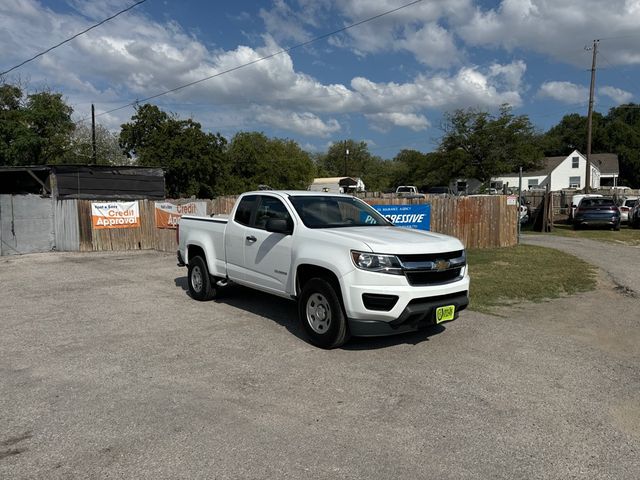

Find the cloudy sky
[[1, 0, 639, 158]]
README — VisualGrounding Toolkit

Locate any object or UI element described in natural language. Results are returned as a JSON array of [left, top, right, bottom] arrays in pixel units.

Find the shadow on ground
[[174, 276, 446, 349]]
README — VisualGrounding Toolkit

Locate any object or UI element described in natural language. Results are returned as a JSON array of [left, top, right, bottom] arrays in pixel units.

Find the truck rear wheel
[[188, 256, 217, 301], [298, 278, 349, 349]]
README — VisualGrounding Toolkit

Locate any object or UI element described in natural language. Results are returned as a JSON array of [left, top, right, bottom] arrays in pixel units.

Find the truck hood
[[318, 226, 464, 254]]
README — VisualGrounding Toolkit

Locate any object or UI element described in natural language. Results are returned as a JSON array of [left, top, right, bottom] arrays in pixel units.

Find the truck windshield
[[290, 196, 391, 229]]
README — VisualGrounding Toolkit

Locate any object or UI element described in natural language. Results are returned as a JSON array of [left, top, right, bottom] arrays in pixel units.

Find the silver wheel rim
[[191, 265, 203, 293], [306, 293, 331, 334]]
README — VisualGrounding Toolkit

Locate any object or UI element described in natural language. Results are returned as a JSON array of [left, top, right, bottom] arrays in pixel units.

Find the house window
[[528, 179, 538, 188], [572, 156, 579, 168], [569, 176, 581, 188]]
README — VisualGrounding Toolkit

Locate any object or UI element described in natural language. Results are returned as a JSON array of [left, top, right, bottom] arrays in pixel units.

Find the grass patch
[[524, 223, 640, 246], [467, 244, 597, 314]]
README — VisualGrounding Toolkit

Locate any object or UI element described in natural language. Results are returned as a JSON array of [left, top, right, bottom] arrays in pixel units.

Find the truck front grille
[[397, 250, 465, 286], [404, 268, 463, 286]]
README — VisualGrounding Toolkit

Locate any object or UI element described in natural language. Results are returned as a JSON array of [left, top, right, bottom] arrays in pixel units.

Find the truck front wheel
[[298, 278, 349, 349], [188, 256, 217, 301]]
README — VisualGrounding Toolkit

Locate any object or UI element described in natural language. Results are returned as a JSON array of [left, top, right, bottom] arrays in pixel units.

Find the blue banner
[[372, 204, 430, 230]]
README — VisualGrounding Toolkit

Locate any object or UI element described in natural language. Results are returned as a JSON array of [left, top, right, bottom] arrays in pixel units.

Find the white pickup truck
[[177, 191, 469, 348]]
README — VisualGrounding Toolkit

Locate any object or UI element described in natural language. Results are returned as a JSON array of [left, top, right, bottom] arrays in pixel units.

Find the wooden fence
[[211, 194, 518, 249], [51, 195, 517, 253]]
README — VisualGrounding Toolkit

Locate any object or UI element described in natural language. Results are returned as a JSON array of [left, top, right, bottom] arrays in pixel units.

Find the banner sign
[[372, 204, 430, 231], [155, 201, 207, 229], [91, 202, 140, 229]]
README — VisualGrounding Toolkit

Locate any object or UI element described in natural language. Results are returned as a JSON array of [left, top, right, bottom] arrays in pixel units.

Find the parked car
[[573, 197, 620, 230], [395, 185, 425, 199], [630, 199, 640, 229], [519, 204, 529, 224], [618, 196, 638, 223], [569, 193, 602, 222]]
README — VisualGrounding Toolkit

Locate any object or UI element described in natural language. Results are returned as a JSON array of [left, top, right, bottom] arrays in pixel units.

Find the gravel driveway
[[521, 234, 640, 295], [1, 249, 639, 479]]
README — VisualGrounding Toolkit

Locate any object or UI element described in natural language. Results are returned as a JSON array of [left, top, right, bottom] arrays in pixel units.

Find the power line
[[91, 0, 424, 121], [0, 0, 147, 76]]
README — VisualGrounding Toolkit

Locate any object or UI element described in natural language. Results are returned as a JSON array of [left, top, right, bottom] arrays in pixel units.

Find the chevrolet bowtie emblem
[[434, 260, 450, 271]]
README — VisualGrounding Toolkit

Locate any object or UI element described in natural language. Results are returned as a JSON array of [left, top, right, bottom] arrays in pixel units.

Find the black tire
[[298, 278, 350, 349], [187, 256, 217, 301]]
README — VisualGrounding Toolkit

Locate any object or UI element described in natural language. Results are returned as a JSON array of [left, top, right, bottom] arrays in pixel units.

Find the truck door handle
[[246, 235, 257, 243]]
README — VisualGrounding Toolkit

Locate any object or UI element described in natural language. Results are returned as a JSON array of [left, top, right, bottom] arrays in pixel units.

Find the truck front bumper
[[341, 268, 470, 337], [348, 291, 468, 336]]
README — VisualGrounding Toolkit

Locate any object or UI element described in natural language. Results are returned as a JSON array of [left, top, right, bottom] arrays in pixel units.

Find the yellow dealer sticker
[[435, 305, 455, 324]]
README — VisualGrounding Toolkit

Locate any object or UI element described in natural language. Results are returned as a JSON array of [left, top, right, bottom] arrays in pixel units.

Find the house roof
[[590, 153, 619, 175], [526, 156, 567, 177], [497, 155, 566, 178], [496, 151, 619, 178]]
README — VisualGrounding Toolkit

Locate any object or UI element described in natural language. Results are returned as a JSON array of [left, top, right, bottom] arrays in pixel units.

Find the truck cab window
[[234, 195, 258, 226], [254, 196, 292, 230]]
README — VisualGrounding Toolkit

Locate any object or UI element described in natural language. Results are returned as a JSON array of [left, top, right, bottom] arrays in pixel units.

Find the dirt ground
[[1, 246, 639, 479]]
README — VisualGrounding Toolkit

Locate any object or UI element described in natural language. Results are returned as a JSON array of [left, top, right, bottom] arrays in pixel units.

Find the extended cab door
[[224, 194, 258, 282], [242, 195, 295, 294]]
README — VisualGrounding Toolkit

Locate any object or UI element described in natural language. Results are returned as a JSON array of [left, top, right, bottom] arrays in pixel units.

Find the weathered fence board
[[50, 194, 517, 253], [0, 194, 55, 256], [211, 194, 517, 249], [54, 199, 79, 251]]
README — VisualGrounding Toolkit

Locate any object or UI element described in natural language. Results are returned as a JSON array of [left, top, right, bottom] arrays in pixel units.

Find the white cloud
[[457, 0, 640, 66], [538, 81, 588, 104], [600, 86, 633, 104], [0, 0, 528, 140], [350, 61, 525, 111], [255, 107, 340, 137], [262, 0, 471, 68], [365, 112, 430, 132]]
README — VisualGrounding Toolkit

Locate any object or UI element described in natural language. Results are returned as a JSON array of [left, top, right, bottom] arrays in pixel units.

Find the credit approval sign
[[372, 204, 430, 231], [155, 201, 207, 229], [91, 202, 140, 229]]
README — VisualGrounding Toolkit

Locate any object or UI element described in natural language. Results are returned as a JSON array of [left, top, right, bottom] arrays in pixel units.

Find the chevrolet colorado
[[177, 191, 469, 348]]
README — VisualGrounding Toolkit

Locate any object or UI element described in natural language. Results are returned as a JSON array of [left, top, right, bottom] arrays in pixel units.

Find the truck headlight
[[351, 251, 403, 275]]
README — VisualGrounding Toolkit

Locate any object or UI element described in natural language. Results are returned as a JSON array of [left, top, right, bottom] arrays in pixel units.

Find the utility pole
[[91, 103, 97, 164], [344, 145, 349, 177], [585, 39, 599, 193]]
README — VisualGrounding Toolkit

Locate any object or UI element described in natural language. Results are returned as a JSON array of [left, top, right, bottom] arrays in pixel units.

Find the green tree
[[541, 112, 607, 156], [0, 83, 74, 165], [223, 131, 315, 193], [603, 105, 640, 186], [119, 104, 227, 197], [64, 122, 129, 165], [541, 105, 640, 186], [438, 105, 543, 183], [318, 140, 392, 191]]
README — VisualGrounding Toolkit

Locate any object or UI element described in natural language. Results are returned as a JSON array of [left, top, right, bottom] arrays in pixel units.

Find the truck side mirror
[[265, 218, 292, 235]]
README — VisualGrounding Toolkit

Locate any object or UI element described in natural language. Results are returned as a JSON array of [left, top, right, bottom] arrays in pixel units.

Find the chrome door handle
[[246, 235, 257, 243]]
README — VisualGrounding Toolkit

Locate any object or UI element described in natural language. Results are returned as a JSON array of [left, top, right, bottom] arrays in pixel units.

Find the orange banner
[[91, 202, 140, 229], [155, 202, 207, 229]]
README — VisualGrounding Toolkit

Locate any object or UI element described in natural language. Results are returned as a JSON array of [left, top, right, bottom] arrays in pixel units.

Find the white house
[[492, 150, 607, 192], [308, 176, 365, 194]]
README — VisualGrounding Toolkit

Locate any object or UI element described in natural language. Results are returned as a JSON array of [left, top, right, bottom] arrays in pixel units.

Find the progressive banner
[[155, 201, 207, 229], [91, 202, 140, 229], [372, 204, 431, 230]]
